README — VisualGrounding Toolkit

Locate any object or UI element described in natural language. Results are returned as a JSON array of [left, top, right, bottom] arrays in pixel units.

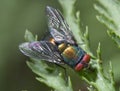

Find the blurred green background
[[0, 0, 120, 91]]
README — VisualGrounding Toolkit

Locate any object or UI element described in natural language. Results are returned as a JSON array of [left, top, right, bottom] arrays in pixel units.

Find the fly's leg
[[81, 61, 95, 72], [81, 61, 89, 69], [55, 64, 68, 85]]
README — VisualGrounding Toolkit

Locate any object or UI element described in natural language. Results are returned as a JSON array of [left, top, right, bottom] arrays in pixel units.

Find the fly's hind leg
[[81, 61, 89, 69], [55, 63, 68, 85]]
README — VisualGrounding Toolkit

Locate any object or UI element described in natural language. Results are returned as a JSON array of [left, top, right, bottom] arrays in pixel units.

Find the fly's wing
[[19, 41, 64, 64], [46, 6, 76, 44]]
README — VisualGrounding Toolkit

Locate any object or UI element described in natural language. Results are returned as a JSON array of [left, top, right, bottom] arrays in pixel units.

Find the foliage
[[94, 0, 120, 48]]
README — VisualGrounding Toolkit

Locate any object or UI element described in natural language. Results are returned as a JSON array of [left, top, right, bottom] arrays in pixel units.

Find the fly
[[19, 6, 90, 71]]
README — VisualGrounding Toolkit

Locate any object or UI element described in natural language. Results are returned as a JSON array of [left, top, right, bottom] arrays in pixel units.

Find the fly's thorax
[[49, 38, 67, 53], [61, 45, 78, 68], [58, 43, 67, 52], [62, 46, 76, 58]]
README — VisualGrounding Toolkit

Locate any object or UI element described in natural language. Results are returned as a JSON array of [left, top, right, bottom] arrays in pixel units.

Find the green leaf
[[24, 29, 37, 42], [94, 0, 120, 48], [27, 60, 73, 91], [107, 30, 120, 48]]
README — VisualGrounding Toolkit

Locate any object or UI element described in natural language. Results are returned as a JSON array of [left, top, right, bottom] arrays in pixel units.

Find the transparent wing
[[19, 41, 64, 64], [46, 6, 76, 44]]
